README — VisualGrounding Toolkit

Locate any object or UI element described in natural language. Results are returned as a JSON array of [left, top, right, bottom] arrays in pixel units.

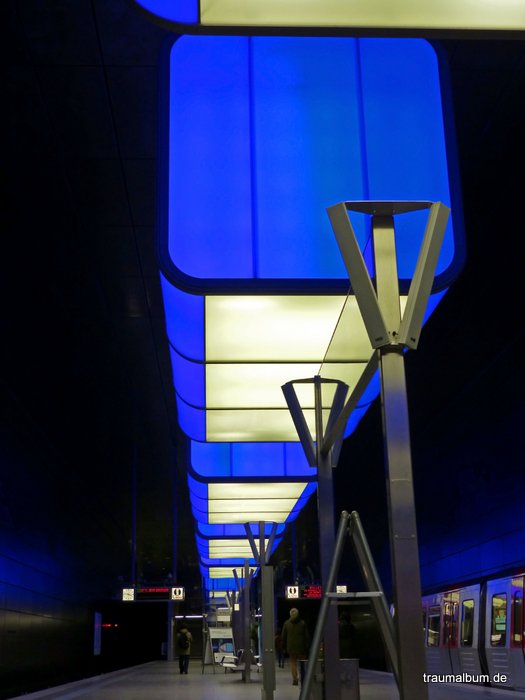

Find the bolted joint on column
[[378, 342, 406, 354]]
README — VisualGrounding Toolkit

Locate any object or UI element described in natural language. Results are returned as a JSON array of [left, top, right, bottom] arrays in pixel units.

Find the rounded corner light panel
[[158, 35, 465, 444], [134, 0, 525, 33]]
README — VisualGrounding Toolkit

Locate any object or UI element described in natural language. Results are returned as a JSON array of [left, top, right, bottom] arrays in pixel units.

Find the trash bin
[[306, 659, 324, 700], [305, 658, 360, 700], [340, 659, 360, 700]]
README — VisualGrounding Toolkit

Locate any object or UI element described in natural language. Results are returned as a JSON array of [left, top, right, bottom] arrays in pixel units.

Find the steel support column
[[378, 347, 426, 699], [314, 378, 341, 700], [245, 522, 278, 700], [372, 213, 427, 700], [260, 563, 276, 700], [167, 601, 173, 662], [327, 200, 450, 700], [283, 376, 348, 700], [243, 560, 252, 683]]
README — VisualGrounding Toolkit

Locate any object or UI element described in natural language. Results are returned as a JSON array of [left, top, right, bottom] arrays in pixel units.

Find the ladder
[[299, 510, 399, 700]]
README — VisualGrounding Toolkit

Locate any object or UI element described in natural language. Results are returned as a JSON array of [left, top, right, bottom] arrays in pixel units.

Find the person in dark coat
[[177, 625, 193, 674], [281, 608, 310, 685]]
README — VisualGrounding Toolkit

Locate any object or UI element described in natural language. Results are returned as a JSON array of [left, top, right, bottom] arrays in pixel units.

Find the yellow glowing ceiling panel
[[202, 294, 375, 439], [208, 539, 269, 558], [206, 408, 325, 442], [208, 567, 250, 579], [206, 364, 335, 409], [199, 0, 525, 31], [207, 482, 309, 523], [205, 295, 352, 362]]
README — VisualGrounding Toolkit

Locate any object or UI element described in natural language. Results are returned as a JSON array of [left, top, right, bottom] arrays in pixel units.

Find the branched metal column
[[283, 377, 349, 700], [234, 561, 253, 683], [314, 377, 341, 700], [327, 200, 450, 700], [245, 522, 278, 700]]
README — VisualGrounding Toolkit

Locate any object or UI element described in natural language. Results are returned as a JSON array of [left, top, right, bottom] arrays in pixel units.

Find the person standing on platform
[[282, 608, 310, 685], [177, 624, 193, 674]]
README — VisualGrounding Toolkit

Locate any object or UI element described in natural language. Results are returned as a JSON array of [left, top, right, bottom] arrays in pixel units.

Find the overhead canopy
[[134, 0, 525, 33], [157, 35, 464, 590], [159, 36, 462, 443]]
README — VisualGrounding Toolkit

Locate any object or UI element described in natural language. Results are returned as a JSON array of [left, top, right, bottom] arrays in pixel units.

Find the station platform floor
[[8, 661, 523, 700]]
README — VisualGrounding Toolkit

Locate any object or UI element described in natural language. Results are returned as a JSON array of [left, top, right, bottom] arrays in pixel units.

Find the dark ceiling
[[3, 0, 525, 601]]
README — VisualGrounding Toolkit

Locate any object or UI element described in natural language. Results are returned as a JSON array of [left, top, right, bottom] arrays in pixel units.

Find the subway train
[[422, 571, 525, 690]]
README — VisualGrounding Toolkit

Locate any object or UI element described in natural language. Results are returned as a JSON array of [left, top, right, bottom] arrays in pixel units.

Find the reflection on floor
[[7, 661, 522, 700]]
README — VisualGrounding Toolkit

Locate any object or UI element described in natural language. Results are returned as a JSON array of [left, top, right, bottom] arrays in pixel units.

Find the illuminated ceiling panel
[[205, 296, 357, 362], [134, 0, 525, 32], [207, 567, 251, 579], [189, 441, 313, 479], [159, 35, 463, 443], [188, 478, 313, 524], [196, 534, 284, 567], [154, 35, 464, 582], [208, 539, 268, 558], [188, 443, 312, 574]]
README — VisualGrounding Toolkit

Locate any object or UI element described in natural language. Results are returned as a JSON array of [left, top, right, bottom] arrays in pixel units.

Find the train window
[[513, 591, 523, 643], [490, 593, 507, 646], [427, 606, 440, 647], [460, 599, 474, 647]]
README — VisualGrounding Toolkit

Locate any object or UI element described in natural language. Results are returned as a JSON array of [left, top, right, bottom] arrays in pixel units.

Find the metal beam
[[322, 354, 378, 455], [327, 202, 389, 348], [398, 202, 450, 349], [323, 379, 349, 465], [244, 523, 260, 563], [282, 381, 316, 466], [314, 376, 341, 700]]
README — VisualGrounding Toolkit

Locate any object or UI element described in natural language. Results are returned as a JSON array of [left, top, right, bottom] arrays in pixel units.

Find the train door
[[457, 584, 483, 679], [485, 576, 513, 687], [509, 575, 525, 689], [423, 593, 452, 675], [443, 591, 460, 674]]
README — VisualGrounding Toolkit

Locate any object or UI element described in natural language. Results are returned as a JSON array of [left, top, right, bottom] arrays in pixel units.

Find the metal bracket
[[322, 354, 378, 455], [327, 202, 390, 348], [244, 521, 279, 566], [398, 202, 450, 348], [327, 200, 450, 351], [282, 376, 349, 467]]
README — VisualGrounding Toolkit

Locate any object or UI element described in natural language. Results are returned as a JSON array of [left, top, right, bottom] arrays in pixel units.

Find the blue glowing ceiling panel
[[189, 441, 313, 479], [160, 36, 461, 292], [197, 521, 286, 539]]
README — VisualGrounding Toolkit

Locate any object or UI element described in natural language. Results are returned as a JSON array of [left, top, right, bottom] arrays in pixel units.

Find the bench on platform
[[219, 649, 262, 673]]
